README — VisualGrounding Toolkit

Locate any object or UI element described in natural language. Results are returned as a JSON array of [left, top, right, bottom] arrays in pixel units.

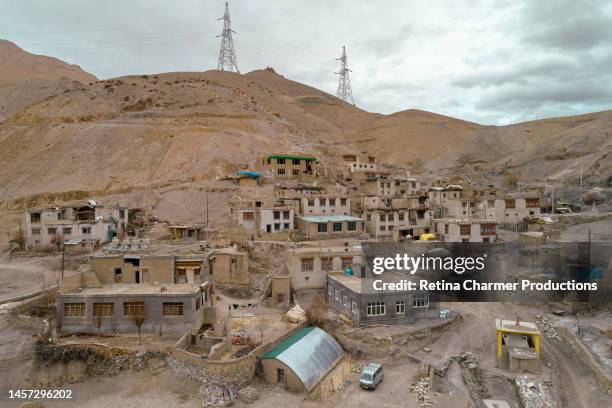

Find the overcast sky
[[1, 0, 611, 124]]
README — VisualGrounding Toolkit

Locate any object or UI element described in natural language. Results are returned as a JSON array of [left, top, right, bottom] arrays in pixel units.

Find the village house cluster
[[19, 150, 551, 398]]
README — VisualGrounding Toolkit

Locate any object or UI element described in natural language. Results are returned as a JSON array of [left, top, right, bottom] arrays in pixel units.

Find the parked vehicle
[[360, 363, 383, 390]]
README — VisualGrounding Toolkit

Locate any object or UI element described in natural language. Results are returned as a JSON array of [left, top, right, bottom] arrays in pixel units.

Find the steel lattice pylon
[[335, 46, 355, 105], [217, 2, 239, 73]]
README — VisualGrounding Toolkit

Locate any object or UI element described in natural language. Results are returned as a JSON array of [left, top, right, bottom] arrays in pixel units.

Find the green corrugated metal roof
[[268, 154, 317, 161], [262, 326, 315, 359]]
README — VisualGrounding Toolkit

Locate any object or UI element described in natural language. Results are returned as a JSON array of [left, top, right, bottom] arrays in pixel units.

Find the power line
[[217, 2, 239, 73], [0, 18, 219, 36]]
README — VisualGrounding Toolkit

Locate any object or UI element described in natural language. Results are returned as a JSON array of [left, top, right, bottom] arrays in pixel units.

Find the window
[[488, 200, 495, 207], [380, 214, 386, 222], [274, 223, 280, 230], [505, 199, 516, 209], [460, 224, 471, 235], [329, 198, 336, 206], [119, 210, 125, 218], [277, 158, 286, 164], [301, 257, 314, 272], [307, 199, 315, 206], [335, 289, 340, 301], [284, 223, 290, 229], [347, 221, 356, 231], [292, 169, 299, 176], [321, 257, 333, 271], [242, 212, 254, 221], [47, 227, 57, 235], [30, 212, 41, 223], [328, 286, 333, 297], [283, 211, 290, 219], [273, 211, 280, 220], [340, 198, 347, 206], [292, 159, 300, 165], [412, 295, 429, 308], [445, 224, 449, 234], [481, 224, 496, 235], [277, 168, 285, 175], [343, 295, 348, 307], [398, 213, 404, 221], [163, 302, 184, 316], [388, 213, 394, 222], [124, 302, 145, 317], [367, 302, 385, 316], [63, 227, 72, 235], [64, 303, 85, 317], [526, 198, 539, 208], [82, 226, 91, 234], [31, 228, 40, 235], [318, 223, 327, 233], [341, 257, 353, 270], [396, 301, 406, 314], [380, 225, 386, 231], [93, 303, 114, 317], [366, 214, 371, 221], [352, 301, 358, 314], [333, 222, 342, 232]]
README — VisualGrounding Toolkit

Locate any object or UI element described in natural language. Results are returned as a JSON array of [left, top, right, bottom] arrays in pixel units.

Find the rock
[[237, 386, 258, 404]]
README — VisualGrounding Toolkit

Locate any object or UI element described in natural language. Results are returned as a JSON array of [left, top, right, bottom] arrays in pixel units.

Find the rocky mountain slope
[[0, 41, 610, 205], [0, 40, 97, 121]]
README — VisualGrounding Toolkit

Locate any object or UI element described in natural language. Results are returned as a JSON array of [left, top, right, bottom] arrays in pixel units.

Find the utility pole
[[217, 2, 239, 73], [205, 193, 209, 241], [335, 46, 355, 105]]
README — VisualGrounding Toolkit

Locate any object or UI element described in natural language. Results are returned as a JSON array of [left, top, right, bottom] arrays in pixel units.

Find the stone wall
[[557, 326, 612, 391]]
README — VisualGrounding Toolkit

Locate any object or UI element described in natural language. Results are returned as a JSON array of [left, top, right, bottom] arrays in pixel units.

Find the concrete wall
[[212, 252, 249, 285], [287, 249, 363, 290], [300, 197, 350, 216]]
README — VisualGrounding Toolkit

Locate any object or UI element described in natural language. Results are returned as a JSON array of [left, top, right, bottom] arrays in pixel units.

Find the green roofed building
[[261, 326, 350, 395], [263, 153, 319, 180]]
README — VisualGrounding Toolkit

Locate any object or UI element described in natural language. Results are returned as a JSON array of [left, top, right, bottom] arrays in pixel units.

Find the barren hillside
[[0, 40, 97, 121], [0, 41, 610, 206]]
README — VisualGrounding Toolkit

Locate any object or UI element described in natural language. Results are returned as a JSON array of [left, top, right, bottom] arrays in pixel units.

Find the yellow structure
[[495, 319, 540, 361]]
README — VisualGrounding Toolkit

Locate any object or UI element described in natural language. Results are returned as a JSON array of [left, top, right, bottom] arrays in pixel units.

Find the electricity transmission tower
[[217, 2, 239, 73], [335, 46, 355, 105]]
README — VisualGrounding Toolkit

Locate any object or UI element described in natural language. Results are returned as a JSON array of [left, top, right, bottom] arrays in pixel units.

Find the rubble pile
[[434, 358, 453, 377], [536, 315, 563, 341], [411, 362, 432, 408], [515, 375, 553, 408], [458, 352, 490, 401], [165, 354, 250, 407]]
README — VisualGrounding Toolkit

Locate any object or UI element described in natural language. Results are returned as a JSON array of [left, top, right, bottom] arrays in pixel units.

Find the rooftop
[[61, 283, 205, 296], [328, 271, 363, 293], [262, 326, 344, 391], [268, 154, 316, 161], [495, 319, 540, 335], [299, 215, 363, 223]]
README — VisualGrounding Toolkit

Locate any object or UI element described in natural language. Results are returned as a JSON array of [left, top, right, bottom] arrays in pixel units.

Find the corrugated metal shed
[[262, 326, 344, 391]]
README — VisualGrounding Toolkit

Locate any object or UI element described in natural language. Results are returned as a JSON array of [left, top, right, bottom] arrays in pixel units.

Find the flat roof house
[[25, 202, 129, 250], [263, 154, 318, 180], [326, 271, 439, 326], [57, 282, 215, 335], [295, 215, 365, 240]]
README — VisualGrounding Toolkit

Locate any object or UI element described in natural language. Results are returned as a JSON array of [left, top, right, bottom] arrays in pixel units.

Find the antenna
[[217, 2, 239, 73], [335, 46, 355, 105]]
